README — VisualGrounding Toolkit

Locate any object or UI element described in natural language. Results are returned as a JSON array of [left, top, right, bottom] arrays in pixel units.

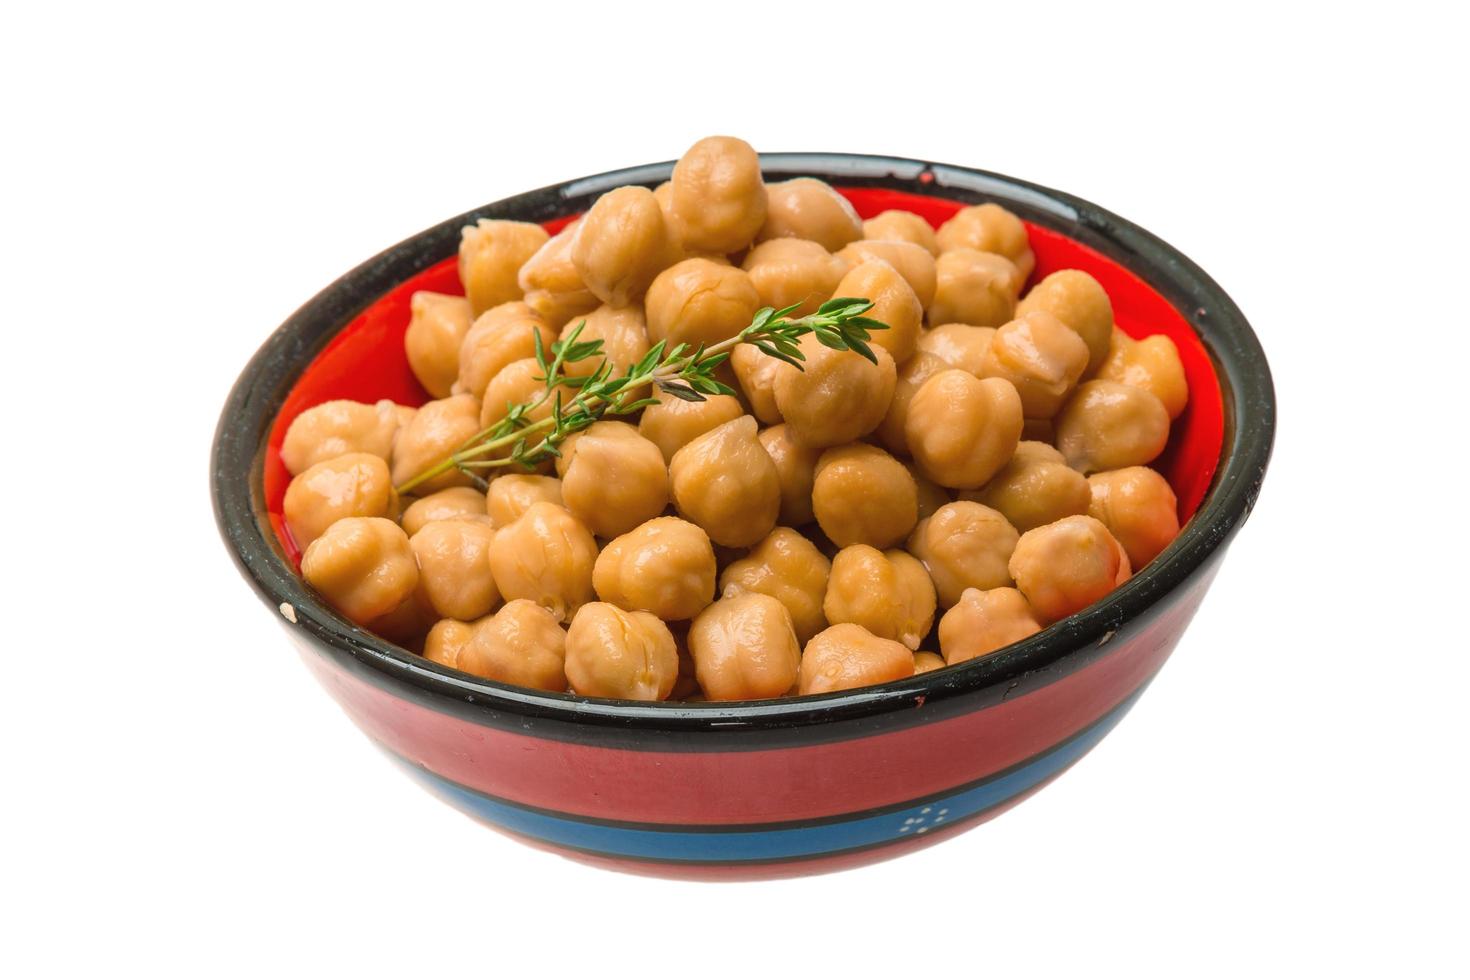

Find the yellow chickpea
[[905, 371, 1023, 489], [456, 599, 568, 692], [720, 527, 832, 644], [555, 421, 669, 539], [811, 443, 918, 549], [916, 324, 996, 376], [593, 516, 717, 621], [479, 357, 553, 429], [836, 240, 938, 309], [284, 452, 399, 551], [876, 351, 948, 457], [754, 177, 859, 253], [423, 617, 480, 669], [669, 416, 781, 548], [639, 388, 745, 463], [1008, 515, 1131, 623], [559, 303, 651, 384], [906, 501, 1019, 607], [929, 249, 1022, 328], [572, 185, 677, 307], [301, 517, 419, 624], [823, 545, 936, 651], [863, 210, 939, 255], [671, 136, 769, 254], [458, 219, 549, 316], [741, 238, 845, 317], [389, 394, 482, 492], [688, 592, 803, 700], [963, 441, 1091, 533], [938, 587, 1044, 665], [488, 501, 597, 622], [934, 203, 1036, 283], [405, 518, 498, 621], [773, 332, 897, 448], [758, 424, 821, 526], [645, 258, 761, 348], [1016, 269, 1114, 374], [518, 219, 600, 329], [1055, 380, 1171, 474], [1087, 467, 1180, 567], [281, 398, 407, 475], [366, 590, 438, 648], [911, 466, 951, 520], [979, 311, 1092, 419], [1098, 329, 1189, 419], [565, 602, 679, 700], [829, 259, 922, 363], [405, 292, 474, 398], [799, 623, 915, 695], [911, 651, 945, 675], [401, 486, 487, 537], [485, 474, 563, 529], [731, 343, 791, 424], [456, 304, 558, 400]]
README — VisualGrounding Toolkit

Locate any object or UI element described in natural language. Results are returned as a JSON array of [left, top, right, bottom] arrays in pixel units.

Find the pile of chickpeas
[[280, 136, 1190, 702]]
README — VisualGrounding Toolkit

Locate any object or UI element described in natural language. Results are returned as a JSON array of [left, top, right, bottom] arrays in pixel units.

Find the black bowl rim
[[211, 152, 1275, 735]]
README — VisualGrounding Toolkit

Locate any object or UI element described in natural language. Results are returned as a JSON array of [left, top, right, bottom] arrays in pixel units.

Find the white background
[[3, 3, 1466, 977]]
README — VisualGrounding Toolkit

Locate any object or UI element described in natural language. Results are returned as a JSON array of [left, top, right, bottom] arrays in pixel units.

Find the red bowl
[[212, 154, 1273, 879]]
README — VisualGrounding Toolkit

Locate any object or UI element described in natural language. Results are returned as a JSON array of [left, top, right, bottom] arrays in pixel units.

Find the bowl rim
[[211, 152, 1275, 735]]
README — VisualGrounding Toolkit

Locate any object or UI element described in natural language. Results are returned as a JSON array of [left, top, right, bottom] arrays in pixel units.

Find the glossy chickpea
[[671, 136, 769, 253], [572, 185, 676, 306], [281, 398, 407, 475], [1099, 330, 1189, 419], [284, 452, 398, 551], [555, 421, 669, 539], [1055, 380, 1170, 474], [830, 259, 922, 363], [906, 501, 1019, 607], [518, 219, 600, 329], [964, 441, 1091, 533], [863, 210, 938, 255], [740, 238, 845, 317], [565, 602, 679, 700], [405, 292, 474, 398], [914, 651, 946, 674], [645, 258, 760, 348], [836, 240, 937, 309], [979, 311, 1091, 419], [934, 203, 1036, 283], [938, 587, 1043, 665], [929, 249, 1022, 328], [799, 623, 915, 695], [823, 545, 936, 650], [754, 177, 859, 253], [458, 219, 549, 316], [365, 590, 437, 649], [390, 394, 482, 492], [593, 516, 717, 621], [422, 617, 479, 669], [773, 332, 897, 448], [757, 424, 821, 526], [456, 599, 568, 692], [409, 518, 500, 621], [639, 388, 745, 463], [911, 467, 951, 521], [669, 416, 781, 548], [731, 343, 791, 424], [905, 371, 1023, 489], [488, 501, 597, 622], [1087, 467, 1180, 567], [561, 304, 650, 382], [401, 486, 487, 537], [485, 474, 563, 529], [689, 592, 802, 700], [1016, 269, 1113, 374], [1009, 515, 1131, 623], [719, 527, 832, 644], [301, 517, 418, 623], [480, 357, 553, 429], [456, 304, 557, 400], [876, 351, 948, 456], [811, 444, 918, 549], [917, 324, 996, 376]]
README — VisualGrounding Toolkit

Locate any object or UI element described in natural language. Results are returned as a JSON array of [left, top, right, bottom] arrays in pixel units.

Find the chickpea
[[572, 185, 677, 307], [1008, 515, 1131, 623], [639, 387, 745, 463], [754, 177, 859, 253], [486, 474, 563, 529], [281, 398, 406, 475], [811, 443, 918, 549], [1054, 380, 1170, 474], [719, 527, 832, 644], [863, 210, 939, 255], [773, 332, 897, 448], [594, 516, 717, 621], [565, 602, 679, 700], [389, 394, 482, 492], [284, 452, 398, 551], [518, 219, 600, 329], [829, 259, 922, 363], [1087, 467, 1180, 567], [823, 545, 936, 650], [906, 501, 1019, 607], [757, 424, 821, 526], [480, 357, 553, 429], [405, 292, 474, 398], [409, 518, 501, 621], [1016, 269, 1113, 374], [488, 501, 597, 622], [934, 203, 1036, 283], [457, 599, 568, 692], [561, 304, 650, 383], [836, 240, 938, 309], [423, 617, 479, 669], [669, 416, 781, 548], [913, 651, 946, 674], [645, 258, 760, 348], [1098, 329, 1189, 419], [688, 592, 802, 700], [979, 311, 1091, 419], [740, 238, 844, 317], [671, 136, 769, 254], [555, 421, 669, 539], [367, 590, 437, 648], [799, 623, 915, 696], [963, 441, 1091, 533], [929, 249, 1022, 328], [731, 343, 791, 424], [938, 587, 1043, 665], [456, 304, 557, 400], [904, 370, 1023, 489], [301, 517, 419, 623], [401, 486, 487, 537], [916, 324, 996, 376], [876, 351, 947, 457], [911, 466, 951, 520], [458, 219, 549, 316]]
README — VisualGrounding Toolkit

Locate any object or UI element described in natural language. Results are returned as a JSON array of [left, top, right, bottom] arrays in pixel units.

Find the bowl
[[212, 153, 1274, 880]]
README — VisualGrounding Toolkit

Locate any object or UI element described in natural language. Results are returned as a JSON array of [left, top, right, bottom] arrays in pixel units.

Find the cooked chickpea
[[811, 444, 918, 549], [458, 219, 549, 316], [480, 357, 553, 429], [688, 592, 802, 700], [1016, 269, 1113, 374], [917, 323, 996, 376], [863, 210, 938, 255], [669, 416, 780, 547], [284, 452, 398, 551], [979, 311, 1091, 418], [485, 474, 563, 528], [1087, 467, 1180, 567], [1008, 515, 1131, 623], [773, 332, 897, 448], [906, 501, 1019, 607], [389, 394, 482, 492], [671, 136, 769, 253], [281, 398, 406, 475], [456, 304, 558, 400], [456, 599, 568, 692], [913, 651, 946, 674], [719, 527, 831, 644], [911, 466, 951, 520], [938, 587, 1043, 665], [565, 602, 679, 700], [799, 623, 915, 695], [1099, 330, 1189, 419], [963, 441, 1091, 533], [639, 387, 745, 463], [559, 303, 651, 384], [488, 501, 597, 622], [423, 617, 479, 669], [934, 203, 1036, 283], [754, 177, 859, 253], [823, 545, 936, 650], [904, 371, 1023, 488], [740, 238, 844, 317], [401, 486, 487, 536], [409, 518, 500, 621], [757, 424, 821, 526], [836, 240, 937, 309], [929, 249, 1022, 328], [518, 219, 600, 329], [830, 259, 922, 363], [1054, 380, 1170, 474], [876, 351, 948, 456], [572, 185, 676, 306], [645, 258, 760, 348], [593, 516, 717, 621], [555, 421, 669, 539], [731, 343, 791, 424], [405, 292, 474, 398], [367, 591, 437, 648], [301, 517, 419, 623]]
